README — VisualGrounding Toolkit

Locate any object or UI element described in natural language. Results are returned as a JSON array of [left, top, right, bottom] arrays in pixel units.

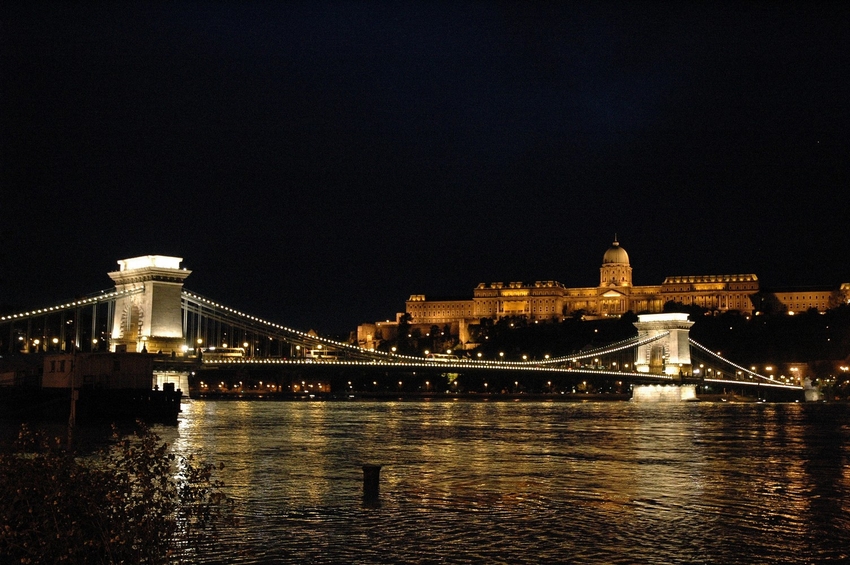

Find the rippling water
[[156, 400, 850, 564]]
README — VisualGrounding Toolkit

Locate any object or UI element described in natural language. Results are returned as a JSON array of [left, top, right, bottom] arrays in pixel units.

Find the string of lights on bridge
[[688, 338, 786, 386], [0, 288, 801, 391], [536, 333, 671, 365], [170, 294, 803, 390], [187, 291, 680, 368], [0, 287, 144, 322], [202, 355, 684, 380], [186, 297, 801, 391]]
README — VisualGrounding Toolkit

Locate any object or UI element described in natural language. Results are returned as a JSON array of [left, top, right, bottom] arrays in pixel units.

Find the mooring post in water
[[362, 464, 382, 502]]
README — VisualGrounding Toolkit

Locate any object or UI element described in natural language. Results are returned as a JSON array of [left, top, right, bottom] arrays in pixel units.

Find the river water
[[156, 400, 850, 564]]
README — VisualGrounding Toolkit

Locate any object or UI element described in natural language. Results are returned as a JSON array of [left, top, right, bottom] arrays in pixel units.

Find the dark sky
[[3, 2, 849, 335]]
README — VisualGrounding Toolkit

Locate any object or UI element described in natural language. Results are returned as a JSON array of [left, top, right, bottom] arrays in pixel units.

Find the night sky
[[3, 2, 849, 335]]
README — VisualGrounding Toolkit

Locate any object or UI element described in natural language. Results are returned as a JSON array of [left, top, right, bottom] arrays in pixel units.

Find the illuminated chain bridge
[[1, 255, 803, 399]]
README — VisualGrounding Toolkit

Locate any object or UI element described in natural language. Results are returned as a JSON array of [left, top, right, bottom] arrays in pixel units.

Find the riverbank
[[0, 387, 183, 424]]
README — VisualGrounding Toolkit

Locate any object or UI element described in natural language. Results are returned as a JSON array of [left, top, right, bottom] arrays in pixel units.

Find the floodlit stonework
[[406, 238, 767, 326], [633, 313, 694, 375], [357, 238, 849, 350], [108, 255, 191, 354]]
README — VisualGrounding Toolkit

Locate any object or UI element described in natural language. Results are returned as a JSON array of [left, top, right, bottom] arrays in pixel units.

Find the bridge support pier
[[108, 256, 191, 354], [633, 313, 695, 376], [632, 384, 697, 402]]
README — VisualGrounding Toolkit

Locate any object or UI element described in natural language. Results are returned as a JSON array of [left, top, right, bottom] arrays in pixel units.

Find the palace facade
[[357, 239, 849, 350]]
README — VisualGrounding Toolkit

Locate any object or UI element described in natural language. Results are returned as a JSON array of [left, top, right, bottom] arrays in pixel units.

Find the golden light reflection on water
[[158, 400, 850, 564]]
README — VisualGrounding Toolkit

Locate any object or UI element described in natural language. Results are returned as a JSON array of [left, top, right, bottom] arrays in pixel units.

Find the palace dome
[[602, 239, 629, 265]]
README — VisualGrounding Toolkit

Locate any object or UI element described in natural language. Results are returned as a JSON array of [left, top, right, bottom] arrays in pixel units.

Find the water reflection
[[157, 401, 850, 564]]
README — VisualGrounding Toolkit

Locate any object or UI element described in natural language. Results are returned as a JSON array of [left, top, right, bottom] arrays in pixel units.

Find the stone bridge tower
[[633, 313, 694, 376], [108, 255, 190, 354]]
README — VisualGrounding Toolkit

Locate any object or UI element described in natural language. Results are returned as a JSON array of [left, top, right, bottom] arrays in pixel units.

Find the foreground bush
[[0, 423, 236, 564]]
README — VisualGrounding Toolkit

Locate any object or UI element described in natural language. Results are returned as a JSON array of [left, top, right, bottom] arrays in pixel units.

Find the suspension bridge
[[1, 255, 805, 401]]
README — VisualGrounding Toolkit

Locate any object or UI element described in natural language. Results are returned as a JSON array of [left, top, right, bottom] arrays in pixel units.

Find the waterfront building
[[357, 238, 849, 350], [42, 352, 154, 389]]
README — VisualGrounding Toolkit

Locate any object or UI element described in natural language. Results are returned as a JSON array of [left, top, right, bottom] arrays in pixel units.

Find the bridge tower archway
[[107, 256, 191, 354], [633, 313, 694, 376]]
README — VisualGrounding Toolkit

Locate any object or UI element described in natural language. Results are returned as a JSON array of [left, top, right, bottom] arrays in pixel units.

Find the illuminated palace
[[357, 238, 849, 349]]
